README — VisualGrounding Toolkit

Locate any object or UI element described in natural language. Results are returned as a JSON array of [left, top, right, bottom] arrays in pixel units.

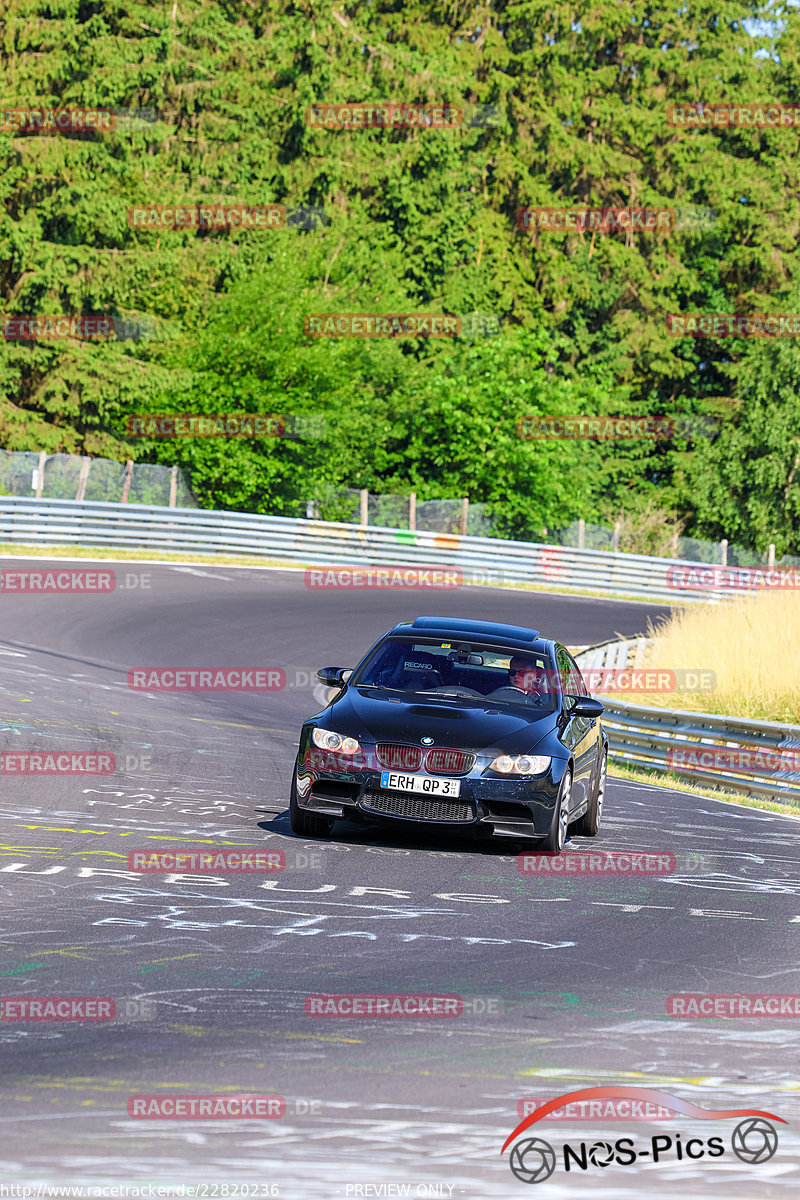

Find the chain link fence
[[0, 450, 196, 508], [1, 450, 796, 567], [297, 486, 495, 536], [555, 519, 800, 569]]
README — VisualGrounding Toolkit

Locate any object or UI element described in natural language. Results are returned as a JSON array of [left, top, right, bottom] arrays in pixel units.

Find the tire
[[541, 768, 572, 853], [572, 748, 606, 838], [289, 772, 335, 839]]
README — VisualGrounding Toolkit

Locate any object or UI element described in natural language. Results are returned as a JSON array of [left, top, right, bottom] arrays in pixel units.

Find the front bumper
[[295, 746, 564, 838]]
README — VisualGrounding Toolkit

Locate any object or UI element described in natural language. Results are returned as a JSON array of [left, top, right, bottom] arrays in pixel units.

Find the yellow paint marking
[[35, 949, 95, 960], [13, 825, 256, 854], [75, 851, 129, 858], [17, 826, 107, 835], [519, 1068, 716, 1085], [135, 836, 269, 846], [142, 954, 200, 965], [0, 848, 128, 860], [15, 826, 260, 848], [18, 1079, 138, 1093], [1, 846, 68, 854], [29, 948, 136, 960], [189, 717, 292, 734]]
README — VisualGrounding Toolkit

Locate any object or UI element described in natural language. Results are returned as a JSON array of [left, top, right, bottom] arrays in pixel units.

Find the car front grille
[[375, 744, 475, 775], [360, 790, 473, 823], [376, 743, 423, 771], [424, 747, 475, 774]]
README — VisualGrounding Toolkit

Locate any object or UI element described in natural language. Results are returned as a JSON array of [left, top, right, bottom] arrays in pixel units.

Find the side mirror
[[316, 666, 350, 687], [569, 695, 604, 717]]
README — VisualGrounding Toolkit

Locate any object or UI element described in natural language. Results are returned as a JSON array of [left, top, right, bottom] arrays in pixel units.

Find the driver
[[487, 656, 550, 704], [509, 657, 548, 695]]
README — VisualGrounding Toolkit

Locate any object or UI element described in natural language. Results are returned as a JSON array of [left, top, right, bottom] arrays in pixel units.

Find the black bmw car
[[289, 615, 607, 853]]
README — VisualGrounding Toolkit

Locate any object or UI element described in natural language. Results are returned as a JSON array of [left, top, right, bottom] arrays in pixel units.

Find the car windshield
[[351, 638, 558, 710]]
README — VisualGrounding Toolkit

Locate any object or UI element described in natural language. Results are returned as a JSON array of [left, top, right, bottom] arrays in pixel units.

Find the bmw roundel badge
[[421, 737, 434, 745]]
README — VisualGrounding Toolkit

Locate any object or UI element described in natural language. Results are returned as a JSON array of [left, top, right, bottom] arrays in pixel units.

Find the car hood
[[323, 687, 559, 755]]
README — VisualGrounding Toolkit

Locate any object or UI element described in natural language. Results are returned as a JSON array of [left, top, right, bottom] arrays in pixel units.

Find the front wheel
[[573, 748, 606, 837], [289, 772, 335, 839], [540, 768, 571, 853]]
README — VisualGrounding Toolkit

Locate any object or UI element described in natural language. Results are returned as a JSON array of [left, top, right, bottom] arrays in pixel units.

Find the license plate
[[380, 771, 461, 797]]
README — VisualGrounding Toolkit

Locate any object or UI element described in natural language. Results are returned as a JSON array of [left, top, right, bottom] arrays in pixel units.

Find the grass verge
[[634, 589, 800, 723], [609, 761, 800, 818]]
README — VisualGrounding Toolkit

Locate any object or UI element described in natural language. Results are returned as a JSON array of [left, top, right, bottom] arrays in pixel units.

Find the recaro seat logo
[[502, 1087, 785, 1184]]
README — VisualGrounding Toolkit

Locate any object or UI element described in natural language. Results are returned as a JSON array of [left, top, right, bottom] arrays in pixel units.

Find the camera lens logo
[[731, 1117, 779, 1164], [509, 1137, 556, 1184], [587, 1140, 615, 1166]]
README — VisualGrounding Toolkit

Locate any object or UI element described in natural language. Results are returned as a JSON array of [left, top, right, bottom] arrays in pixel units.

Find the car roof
[[387, 615, 546, 653]]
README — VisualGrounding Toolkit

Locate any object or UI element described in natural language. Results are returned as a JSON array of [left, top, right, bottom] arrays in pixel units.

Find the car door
[[556, 644, 596, 811], [567, 647, 603, 806]]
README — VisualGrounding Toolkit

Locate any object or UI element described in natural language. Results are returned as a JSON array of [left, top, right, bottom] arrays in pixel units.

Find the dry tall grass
[[632, 592, 800, 724]]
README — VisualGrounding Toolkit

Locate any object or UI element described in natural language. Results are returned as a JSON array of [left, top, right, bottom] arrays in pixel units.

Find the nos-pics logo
[[502, 1086, 784, 1184]]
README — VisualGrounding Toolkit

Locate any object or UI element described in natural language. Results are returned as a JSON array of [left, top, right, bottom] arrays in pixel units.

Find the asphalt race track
[[0, 559, 798, 1198]]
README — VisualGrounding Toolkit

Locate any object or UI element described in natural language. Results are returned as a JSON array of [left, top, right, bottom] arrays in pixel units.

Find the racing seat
[[389, 651, 445, 691]]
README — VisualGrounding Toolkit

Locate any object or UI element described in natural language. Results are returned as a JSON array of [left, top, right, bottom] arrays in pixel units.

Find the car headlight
[[312, 728, 361, 755], [489, 754, 551, 776]]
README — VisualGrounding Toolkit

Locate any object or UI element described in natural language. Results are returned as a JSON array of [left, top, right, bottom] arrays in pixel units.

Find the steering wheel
[[487, 685, 546, 705]]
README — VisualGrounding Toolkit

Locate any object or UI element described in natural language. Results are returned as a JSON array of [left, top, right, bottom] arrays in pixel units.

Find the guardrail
[[573, 636, 649, 671], [2, 493, 793, 803], [574, 643, 800, 804], [0, 496, 771, 603]]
